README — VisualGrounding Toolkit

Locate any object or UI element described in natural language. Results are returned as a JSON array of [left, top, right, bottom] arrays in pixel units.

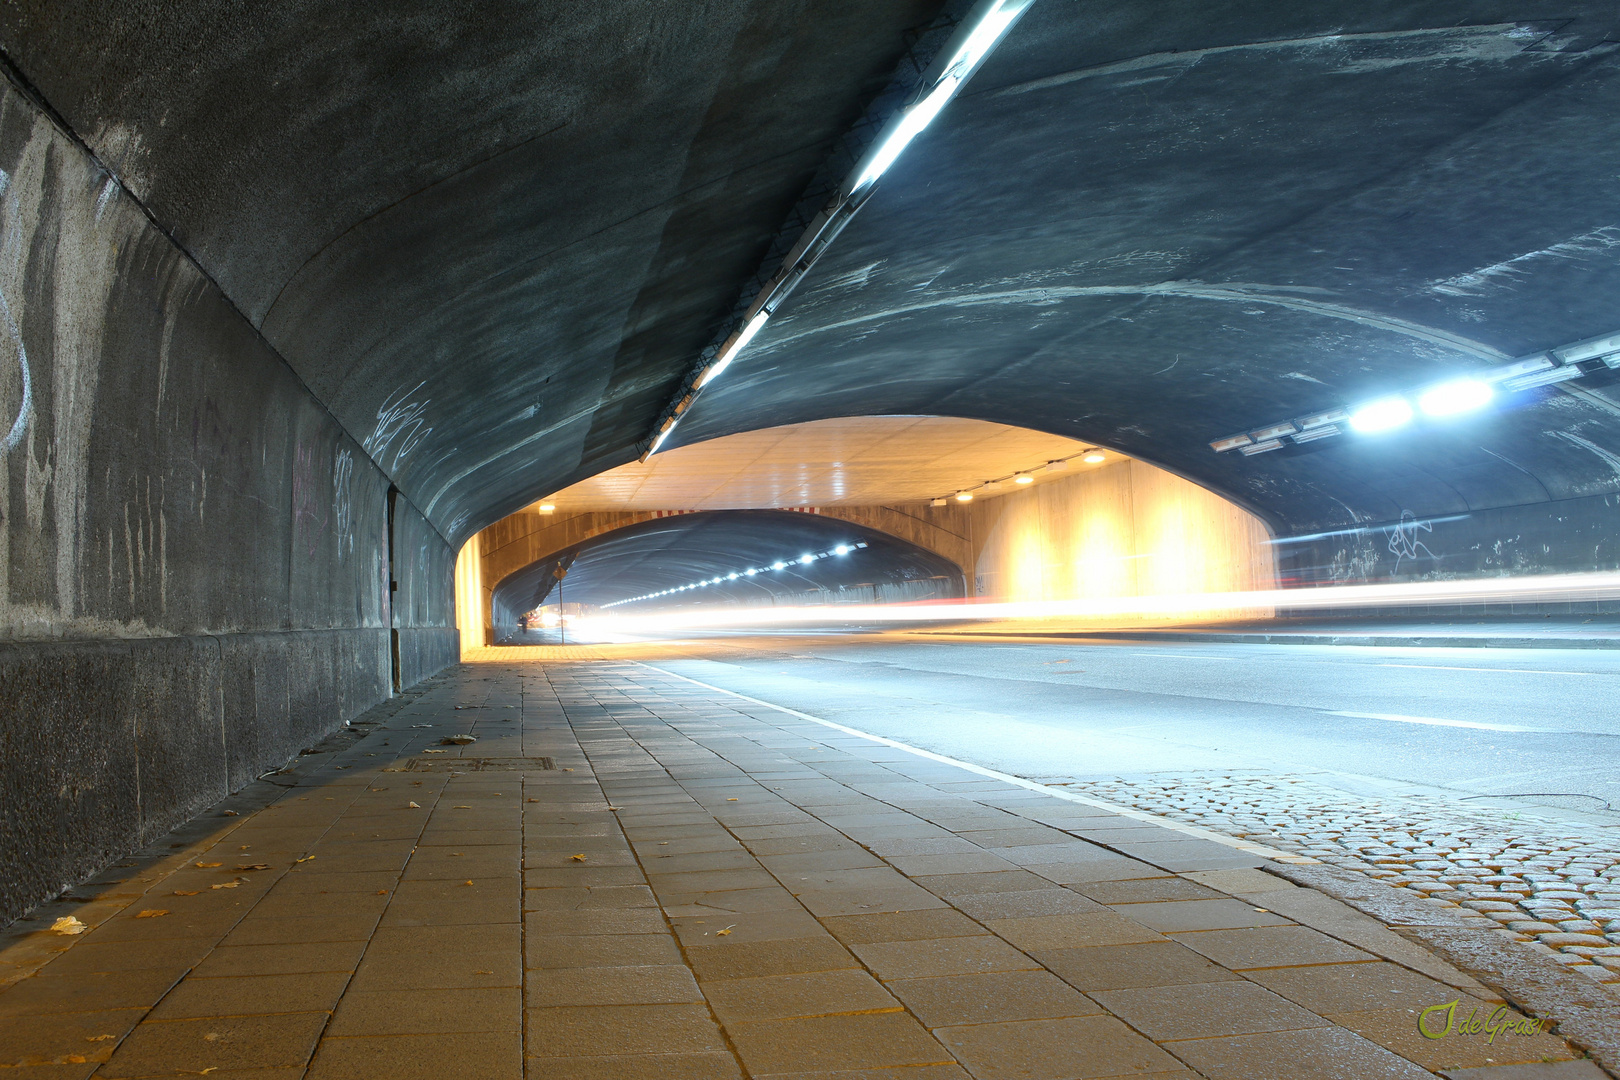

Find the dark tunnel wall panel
[[0, 86, 442, 924], [392, 497, 459, 688]]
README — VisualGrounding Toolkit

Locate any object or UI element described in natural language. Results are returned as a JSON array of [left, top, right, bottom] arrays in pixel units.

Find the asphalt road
[[627, 631, 1620, 811]]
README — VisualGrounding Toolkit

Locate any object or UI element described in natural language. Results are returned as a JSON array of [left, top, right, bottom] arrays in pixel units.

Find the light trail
[[574, 569, 1620, 635]]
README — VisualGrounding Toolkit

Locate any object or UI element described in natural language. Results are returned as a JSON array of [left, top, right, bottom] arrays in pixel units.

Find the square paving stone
[[725, 1011, 953, 1074], [326, 987, 521, 1036], [1036, 941, 1243, 992], [1029, 858, 1165, 885], [669, 909, 824, 945], [40, 939, 216, 976], [1092, 980, 1331, 1040], [218, 913, 381, 946], [1246, 961, 1468, 1014], [1116, 899, 1295, 932], [949, 888, 1107, 921], [683, 936, 860, 981], [886, 853, 1021, 876], [348, 947, 520, 991], [524, 909, 666, 935], [794, 885, 948, 918], [0, 969, 181, 1017], [1166, 1024, 1433, 1079], [0, 1006, 144, 1068], [526, 964, 704, 1006], [887, 970, 1103, 1027], [147, 972, 351, 1019], [1071, 877, 1225, 905], [1170, 926, 1376, 971], [821, 909, 985, 944], [913, 871, 1056, 897], [702, 969, 899, 1023], [305, 1031, 521, 1080], [101, 1012, 329, 1076], [1324, 1006, 1577, 1073], [525, 1003, 727, 1056], [850, 936, 1037, 980], [936, 1014, 1182, 1080], [192, 941, 368, 978], [525, 1051, 743, 1079], [522, 885, 657, 911], [985, 913, 1167, 951]]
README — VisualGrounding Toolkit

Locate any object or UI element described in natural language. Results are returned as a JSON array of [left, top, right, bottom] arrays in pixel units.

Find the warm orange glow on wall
[[970, 458, 1273, 621], [454, 533, 486, 658]]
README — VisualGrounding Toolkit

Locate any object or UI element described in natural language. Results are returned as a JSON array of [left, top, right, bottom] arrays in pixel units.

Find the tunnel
[[3, 3, 1620, 1075]]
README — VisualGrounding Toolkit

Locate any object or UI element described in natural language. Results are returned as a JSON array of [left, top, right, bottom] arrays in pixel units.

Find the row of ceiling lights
[[1212, 329, 1620, 457], [600, 541, 872, 609], [929, 448, 1109, 505]]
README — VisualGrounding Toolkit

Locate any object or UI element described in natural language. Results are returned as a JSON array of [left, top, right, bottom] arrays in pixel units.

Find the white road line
[[638, 662, 1317, 865], [1327, 710, 1545, 733]]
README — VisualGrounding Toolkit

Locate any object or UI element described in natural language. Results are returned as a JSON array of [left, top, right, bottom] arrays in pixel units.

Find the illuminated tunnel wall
[[970, 458, 1274, 613]]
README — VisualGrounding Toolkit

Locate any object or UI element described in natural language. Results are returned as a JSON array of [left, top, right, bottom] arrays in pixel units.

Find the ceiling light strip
[[1209, 328, 1620, 457], [928, 445, 1109, 505], [641, 0, 1038, 461], [599, 541, 870, 608]]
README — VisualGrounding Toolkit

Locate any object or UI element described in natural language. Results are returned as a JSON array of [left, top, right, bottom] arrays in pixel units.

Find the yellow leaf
[[570, 854, 587, 862], [463, 880, 474, 886], [209, 882, 239, 890], [85, 1035, 115, 1042], [133, 910, 168, 919], [64, 1055, 86, 1064], [173, 890, 200, 897], [727, 798, 738, 802], [50, 916, 87, 935], [195, 862, 222, 868], [296, 855, 315, 863], [715, 925, 735, 936]]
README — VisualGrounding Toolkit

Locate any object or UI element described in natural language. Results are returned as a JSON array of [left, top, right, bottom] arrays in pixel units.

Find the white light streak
[[697, 311, 770, 389], [1417, 379, 1493, 417], [1348, 397, 1414, 433], [584, 569, 1620, 628]]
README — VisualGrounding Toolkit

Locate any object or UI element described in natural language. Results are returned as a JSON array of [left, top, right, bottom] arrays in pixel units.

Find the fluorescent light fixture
[[745, 568, 758, 576], [1553, 330, 1620, 365], [850, 0, 1033, 193], [710, 577, 722, 584], [1250, 423, 1297, 442], [1082, 451, 1106, 464], [1504, 366, 1583, 391], [1348, 397, 1413, 434], [1239, 439, 1284, 456], [1210, 434, 1253, 453], [697, 311, 770, 389], [955, 490, 973, 502], [1045, 459, 1067, 472], [852, 77, 958, 191], [931, 497, 948, 506], [772, 561, 787, 570], [727, 572, 739, 580], [1417, 379, 1493, 417], [1013, 473, 1034, 484], [648, 418, 677, 454], [834, 544, 851, 555], [538, 503, 555, 514], [799, 554, 814, 565]]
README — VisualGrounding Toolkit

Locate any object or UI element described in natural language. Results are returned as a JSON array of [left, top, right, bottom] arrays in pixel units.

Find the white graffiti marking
[[0, 168, 32, 455], [363, 382, 432, 470], [332, 447, 355, 557], [1387, 510, 1436, 571]]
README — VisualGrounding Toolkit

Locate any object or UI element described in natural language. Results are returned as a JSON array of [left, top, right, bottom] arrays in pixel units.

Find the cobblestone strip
[[1053, 773, 1620, 984]]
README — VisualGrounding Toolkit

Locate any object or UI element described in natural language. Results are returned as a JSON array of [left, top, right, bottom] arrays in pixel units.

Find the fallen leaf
[[450, 852, 463, 856], [440, 735, 477, 745], [727, 798, 739, 802], [474, 969, 494, 974], [377, 890, 389, 895], [64, 1054, 86, 1064], [209, 882, 239, 890], [195, 862, 222, 868], [201, 1069, 218, 1075], [569, 854, 587, 862], [236, 864, 271, 871], [606, 806, 621, 811], [422, 750, 446, 755], [50, 916, 88, 935], [134, 910, 168, 919], [86, 1035, 115, 1042], [454, 805, 471, 809], [173, 890, 200, 896], [408, 802, 421, 808], [562, 768, 574, 772], [659, 842, 668, 846], [221, 810, 239, 817], [527, 798, 540, 803], [296, 855, 316, 864], [715, 925, 735, 936]]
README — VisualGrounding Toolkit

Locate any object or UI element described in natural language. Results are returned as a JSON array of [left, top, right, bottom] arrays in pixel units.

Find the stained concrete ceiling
[[492, 510, 965, 614], [537, 416, 1108, 510], [9, 2, 1620, 545]]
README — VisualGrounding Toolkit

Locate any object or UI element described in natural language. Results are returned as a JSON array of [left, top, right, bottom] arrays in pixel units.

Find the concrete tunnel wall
[[0, 85, 458, 924]]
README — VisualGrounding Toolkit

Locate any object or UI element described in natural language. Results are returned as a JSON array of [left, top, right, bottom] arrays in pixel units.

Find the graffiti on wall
[[0, 169, 32, 455]]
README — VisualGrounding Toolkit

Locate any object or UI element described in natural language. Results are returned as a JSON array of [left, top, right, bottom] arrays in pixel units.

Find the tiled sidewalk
[[0, 657, 1593, 1078]]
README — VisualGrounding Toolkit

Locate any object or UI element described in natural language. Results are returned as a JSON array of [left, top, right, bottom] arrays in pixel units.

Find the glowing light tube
[[575, 570, 1620, 635]]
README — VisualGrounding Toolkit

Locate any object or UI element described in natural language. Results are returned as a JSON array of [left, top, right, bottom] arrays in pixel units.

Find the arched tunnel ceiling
[[492, 510, 965, 615], [8, 3, 1620, 542]]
